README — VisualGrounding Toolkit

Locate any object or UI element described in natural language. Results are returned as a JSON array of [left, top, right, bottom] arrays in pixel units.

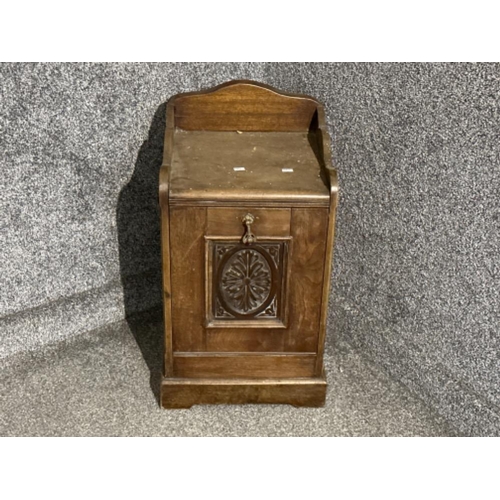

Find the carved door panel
[[206, 239, 290, 328]]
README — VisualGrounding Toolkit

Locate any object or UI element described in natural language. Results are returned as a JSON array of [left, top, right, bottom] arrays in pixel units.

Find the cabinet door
[[169, 206, 328, 354]]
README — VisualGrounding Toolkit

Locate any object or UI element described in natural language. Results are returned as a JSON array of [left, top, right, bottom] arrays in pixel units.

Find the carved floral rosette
[[212, 242, 286, 321]]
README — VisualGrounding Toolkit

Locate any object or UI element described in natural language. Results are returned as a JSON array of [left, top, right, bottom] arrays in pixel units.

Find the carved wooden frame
[[205, 236, 291, 329]]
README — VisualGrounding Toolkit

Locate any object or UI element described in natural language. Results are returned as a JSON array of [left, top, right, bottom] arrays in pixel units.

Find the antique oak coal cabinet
[[159, 80, 338, 408]]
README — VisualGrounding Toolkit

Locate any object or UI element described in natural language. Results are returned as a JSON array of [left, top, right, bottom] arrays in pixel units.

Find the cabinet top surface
[[168, 130, 330, 206]]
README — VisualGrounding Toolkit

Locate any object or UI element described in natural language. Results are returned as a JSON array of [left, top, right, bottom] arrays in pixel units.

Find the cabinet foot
[[161, 375, 327, 409]]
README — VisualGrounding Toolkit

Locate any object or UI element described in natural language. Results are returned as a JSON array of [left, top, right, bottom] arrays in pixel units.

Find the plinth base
[[161, 376, 327, 409]]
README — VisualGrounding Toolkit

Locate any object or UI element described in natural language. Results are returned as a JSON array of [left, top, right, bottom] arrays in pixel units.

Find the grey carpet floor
[[0, 310, 457, 436]]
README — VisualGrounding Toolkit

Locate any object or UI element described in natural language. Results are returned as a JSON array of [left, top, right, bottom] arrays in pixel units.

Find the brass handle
[[241, 213, 257, 245]]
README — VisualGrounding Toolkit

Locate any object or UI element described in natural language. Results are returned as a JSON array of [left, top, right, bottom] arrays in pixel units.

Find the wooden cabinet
[[159, 80, 338, 408]]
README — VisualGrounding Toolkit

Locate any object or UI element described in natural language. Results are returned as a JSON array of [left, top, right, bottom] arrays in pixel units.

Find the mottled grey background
[[1, 63, 499, 436]]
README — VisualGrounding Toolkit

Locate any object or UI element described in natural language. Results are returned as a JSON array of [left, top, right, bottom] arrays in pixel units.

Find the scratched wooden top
[[168, 130, 330, 206]]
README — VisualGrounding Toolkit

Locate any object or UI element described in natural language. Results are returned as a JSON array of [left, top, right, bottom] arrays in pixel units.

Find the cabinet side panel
[[284, 208, 329, 352], [161, 205, 173, 376], [170, 206, 206, 351]]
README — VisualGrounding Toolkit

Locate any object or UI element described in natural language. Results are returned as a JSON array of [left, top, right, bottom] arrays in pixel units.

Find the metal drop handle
[[241, 213, 257, 245]]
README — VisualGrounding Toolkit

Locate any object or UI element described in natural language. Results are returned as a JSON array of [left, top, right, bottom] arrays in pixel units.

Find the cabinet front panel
[[169, 206, 329, 355]]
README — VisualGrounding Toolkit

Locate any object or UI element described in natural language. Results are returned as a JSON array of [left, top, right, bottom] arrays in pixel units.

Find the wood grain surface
[[169, 130, 330, 206], [161, 375, 327, 408], [170, 206, 206, 351], [206, 207, 291, 237], [173, 352, 316, 378], [173, 80, 318, 132]]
